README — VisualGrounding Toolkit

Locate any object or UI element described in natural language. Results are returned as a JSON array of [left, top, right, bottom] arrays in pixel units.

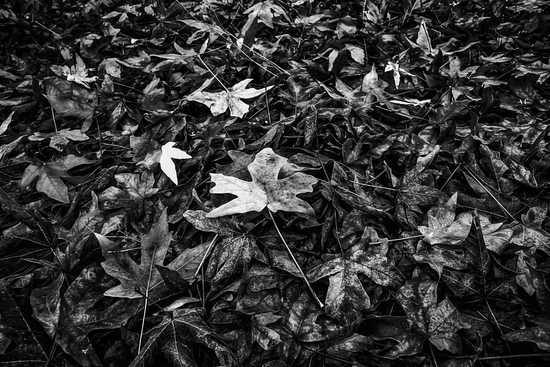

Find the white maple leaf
[[160, 142, 191, 184], [50, 54, 98, 88], [206, 148, 317, 218], [186, 78, 273, 118]]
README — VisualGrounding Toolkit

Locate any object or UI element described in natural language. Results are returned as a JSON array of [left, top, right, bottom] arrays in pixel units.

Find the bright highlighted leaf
[[50, 54, 97, 88], [187, 78, 273, 118], [160, 142, 191, 184], [418, 193, 472, 246], [206, 148, 317, 218]]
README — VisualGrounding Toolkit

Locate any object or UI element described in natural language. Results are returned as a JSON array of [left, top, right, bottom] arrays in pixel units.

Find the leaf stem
[[268, 210, 324, 308], [194, 234, 219, 277]]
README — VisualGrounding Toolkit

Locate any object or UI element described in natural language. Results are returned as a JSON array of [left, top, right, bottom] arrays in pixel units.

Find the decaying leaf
[[308, 228, 403, 324], [50, 54, 98, 88], [97, 171, 159, 209], [187, 78, 273, 118], [30, 263, 138, 367], [128, 306, 237, 367], [418, 193, 472, 245], [206, 148, 317, 218], [97, 209, 208, 300], [18, 155, 94, 203], [370, 272, 471, 359]]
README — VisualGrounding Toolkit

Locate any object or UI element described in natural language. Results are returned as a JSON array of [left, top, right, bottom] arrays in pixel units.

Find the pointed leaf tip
[[160, 142, 191, 184]]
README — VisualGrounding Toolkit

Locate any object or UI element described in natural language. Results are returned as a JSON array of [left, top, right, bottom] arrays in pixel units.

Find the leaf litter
[[1, 0, 550, 366]]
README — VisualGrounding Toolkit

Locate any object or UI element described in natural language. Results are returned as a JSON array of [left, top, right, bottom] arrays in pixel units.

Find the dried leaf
[[18, 155, 95, 203], [308, 231, 403, 324], [159, 142, 191, 184], [396, 277, 470, 355], [187, 78, 273, 118], [206, 148, 317, 218], [97, 209, 208, 300], [30, 263, 137, 367], [50, 54, 98, 88], [418, 193, 472, 245]]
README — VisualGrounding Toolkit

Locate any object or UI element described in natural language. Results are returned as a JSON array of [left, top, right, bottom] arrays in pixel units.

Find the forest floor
[[1, 0, 550, 366]]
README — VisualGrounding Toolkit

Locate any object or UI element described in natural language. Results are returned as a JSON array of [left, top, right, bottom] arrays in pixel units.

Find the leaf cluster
[[1, 0, 550, 367]]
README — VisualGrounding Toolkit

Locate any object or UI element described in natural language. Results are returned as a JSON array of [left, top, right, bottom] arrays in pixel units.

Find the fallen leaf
[[418, 193, 472, 245], [30, 264, 137, 367], [394, 275, 470, 356], [308, 229, 403, 324], [18, 155, 95, 203], [187, 78, 273, 118], [206, 148, 317, 218], [50, 54, 98, 88], [97, 209, 209, 300], [159, 142, 191, 184], [97, 171, 159, 210], [128, 307, 237, 367]]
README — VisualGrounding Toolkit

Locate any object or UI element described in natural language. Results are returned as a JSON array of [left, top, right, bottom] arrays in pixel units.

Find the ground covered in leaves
[[1, 0, 550, 366]]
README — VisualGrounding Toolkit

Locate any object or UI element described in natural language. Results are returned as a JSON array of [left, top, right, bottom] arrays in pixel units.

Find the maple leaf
[[18, 155, 95, 203], [28, 128, 89, 151], [30, 263, 138, 367], [159, 142, 191, 184], [41, 77, 95, 129], [184, 210, 267, 291], [396, 167, 445, 228], [333, 65, 390, 113], [397, 277, 470, 353], [369, 271, 470, 359], [96, 209, 208, 300], [418, 193, 473, 245], [97, 171, 159, 210], [186, 77, 273, 118], [128, 307, 237, 367], [206, 148, 317, 218], [50, 54, 97, 88], [308, 228, 403, 325], [241, 0, 289, 34]]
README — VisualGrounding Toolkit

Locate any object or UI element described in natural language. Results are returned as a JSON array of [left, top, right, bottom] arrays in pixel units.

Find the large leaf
[[206, 148, 318, 218], [18, 155, 95, 203], [98, 209, 208, 300], [129, 307, 237, 367], [0, 281, 49, 366], [30, 263, 138, 367], [183, 210, 267, 292], [308, 228, 403, 324], [392, 273, 470, 357]]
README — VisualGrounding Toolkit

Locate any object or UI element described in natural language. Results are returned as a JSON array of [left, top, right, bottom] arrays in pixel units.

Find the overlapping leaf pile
[[1, 0, 550, 366]]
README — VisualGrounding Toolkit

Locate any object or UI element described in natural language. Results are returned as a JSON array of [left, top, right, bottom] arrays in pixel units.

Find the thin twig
[[194, 234, 219, 277], [268, 210, 324, 308]]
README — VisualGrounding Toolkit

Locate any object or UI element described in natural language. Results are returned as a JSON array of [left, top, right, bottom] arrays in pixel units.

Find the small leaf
[[160, 142, 191, 184], [187, 78, 273, 118], [50, 54, 97, 88], [418, 193, 472, 245]]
